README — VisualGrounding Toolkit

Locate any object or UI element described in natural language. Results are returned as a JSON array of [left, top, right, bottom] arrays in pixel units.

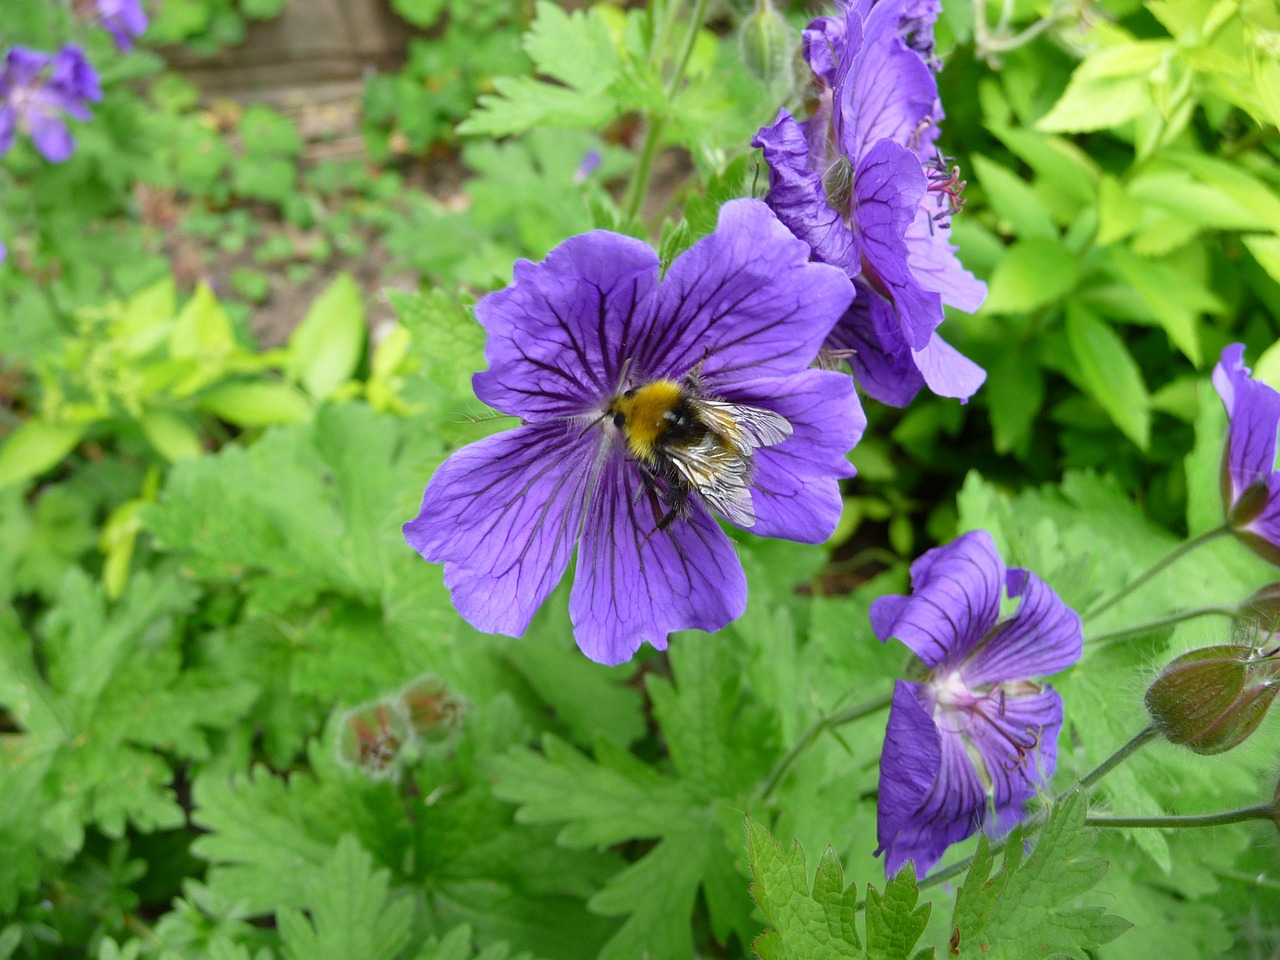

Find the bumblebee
[[608, 374, 791, 530]]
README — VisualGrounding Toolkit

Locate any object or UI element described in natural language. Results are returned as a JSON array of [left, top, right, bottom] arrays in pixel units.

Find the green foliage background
[[1, 0, 1280, 958]]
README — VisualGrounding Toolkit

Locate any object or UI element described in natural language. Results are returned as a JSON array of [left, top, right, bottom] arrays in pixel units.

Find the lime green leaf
[[1105, 246, 1222, 365], [1064, 302, 1151, 450], [169, 282, 235, 363], [1038, 40, 1171, 133], [985, 347, 1045, 456], [971, 155, 1058, 239], [288, 274, 366, 400], [0, 420, 84, 488], [523, 1, 619, 94], [1242, 233, 1280, 285], [139, 408, 203, 461], [950, 793, 1131, 959], [983, 237, 1079, 314], [277, 835, 412, 960], [198, 381, 312, 427], [864, 865, 930, 960]]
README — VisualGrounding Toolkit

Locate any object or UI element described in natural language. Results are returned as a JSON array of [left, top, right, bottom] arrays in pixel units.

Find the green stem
[[1082, 524, 1233, 623], [666, 0, 711, 99], [1086, 804, 1274, 830], [919, 726, 1159, 890], [624, 118, 667, 223], [1087, 606, 1239, 646], [758, 690, 894, 801]]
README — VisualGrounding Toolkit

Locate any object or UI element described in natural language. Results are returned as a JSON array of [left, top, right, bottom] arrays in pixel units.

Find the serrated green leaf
[[747, 819, 862, 960], [523, 1, 619, 94], [288, 274, 365, 400], [864, 864, 930, 960], [951, 793, 1130, 959], [1064, 302, 1150, 449], [277, 835, 412, 960]]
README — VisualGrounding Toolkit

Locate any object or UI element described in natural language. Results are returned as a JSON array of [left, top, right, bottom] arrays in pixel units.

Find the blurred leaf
[[0, 420, 84, 488], [1038, 40, 1169, 133], [139, 408, 202, 461], [198, 381, 312, 427], [1105, 246, 1222, 366], [1064, 301, 1151, 450], [971, 155, 1058, 238], [288, 274, 366, 401]]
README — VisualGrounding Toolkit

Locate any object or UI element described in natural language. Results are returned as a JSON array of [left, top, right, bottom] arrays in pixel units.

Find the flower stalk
[[758, 690, 894, 801], [1081, 524, 1233, 622]]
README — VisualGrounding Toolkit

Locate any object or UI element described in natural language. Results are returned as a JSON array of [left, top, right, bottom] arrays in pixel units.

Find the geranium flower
[[0, 46, 102, 164], [871, 530, 1082, 876], [404, 200, 864, 665], [751, 0, 986, 406], [98, 0, 149, 51], [1213, 343, 1280, 564]]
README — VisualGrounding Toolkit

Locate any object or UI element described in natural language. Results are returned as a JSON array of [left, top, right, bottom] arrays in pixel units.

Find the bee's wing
[[693, 400, 792, 452], [666, 438, 757, 527]]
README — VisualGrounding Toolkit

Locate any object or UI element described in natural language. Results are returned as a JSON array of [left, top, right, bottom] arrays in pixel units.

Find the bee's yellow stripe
[[612, 379, 683, 462]]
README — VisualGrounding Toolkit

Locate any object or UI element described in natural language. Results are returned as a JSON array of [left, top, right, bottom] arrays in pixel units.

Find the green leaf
[[1038, 40, 1170, 133], [971, 155, 1058, 239], [390, 0, 447, 28], [1064, 302, 1151, 450], [288, 274, 366, 400], [169, 282, 236, 369], [139, 408, 203, 461], [277, 835, 412, 960], [983, 237, 1079, 314], [1105, 246, 1222, 365], [523, 1, 619, 95], [985, 347, 1045, 456], [198, 381, 313, 427], [0, 420, 84, 488], [864, 865, 931, 960], [950, 793, 1131, 959]]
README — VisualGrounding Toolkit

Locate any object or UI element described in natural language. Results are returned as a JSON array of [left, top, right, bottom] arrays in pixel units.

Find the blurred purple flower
[[98, 0, 149, 50], [871, 530, 1082, 877], [1213, 343, 1280, 564], [752, 0, 986, 406], [0, 46, 102, 163], [404, 200, 863, 665]]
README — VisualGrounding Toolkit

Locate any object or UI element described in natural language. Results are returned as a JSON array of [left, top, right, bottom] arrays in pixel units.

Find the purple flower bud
[[1145, 643, 1280, 755], [97, 0, 149, 51]]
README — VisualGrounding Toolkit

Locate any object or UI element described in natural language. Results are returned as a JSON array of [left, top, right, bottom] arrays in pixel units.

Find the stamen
[[923, 154, 967, 231]]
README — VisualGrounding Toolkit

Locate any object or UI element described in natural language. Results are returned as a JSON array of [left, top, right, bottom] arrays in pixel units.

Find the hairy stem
[[759, 690, 894, 801], [1082, 524, 1233, 623], [1087, 606, 1239, 646], [1086, 804, 1275, 830]]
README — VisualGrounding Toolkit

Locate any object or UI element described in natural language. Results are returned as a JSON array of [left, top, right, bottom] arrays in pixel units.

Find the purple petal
[[854, 140, 941, 350], [722, 369, 862, 542], [964, 569, 1082, 686], [28, 112, 74, 163], [99, 0, 149, 49], [570, 454, 746, 665], [838, 0, 938, 163], [1213, 343, 1280, 510], [912, 332, 986, 403], [904, 204, 987, 313], [50, 45, 101, 103], [876, 681, 941, 873], [801, 14, 850, 91], [0, 106, 15, 157], [644, 199, 854, 386], [964, 687, 1062, 811], [828, 294, 926, 408], [870, 530, 1004, 670], [472, 231, 660, 420], [878, 684, 988, 877], [752, 111, 856, 274], [403, 423, 598, 638], [1, 48, 51, 91]]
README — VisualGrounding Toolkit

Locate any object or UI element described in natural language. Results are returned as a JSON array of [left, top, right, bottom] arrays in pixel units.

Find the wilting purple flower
[[871, 530, 1082, 876], [1213, 343, 1280, 564], [98, 0, 149, 50], [404, 200, 863, 665], [0, 46, 102, 164], [752, 0, 986, 406]]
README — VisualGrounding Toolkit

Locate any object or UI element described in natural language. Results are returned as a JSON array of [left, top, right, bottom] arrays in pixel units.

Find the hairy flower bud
[[1145, 644, 1280, 754], [338, 700, 414, 778], [397, 675, 462, 743], [739, 0, 793, 93]]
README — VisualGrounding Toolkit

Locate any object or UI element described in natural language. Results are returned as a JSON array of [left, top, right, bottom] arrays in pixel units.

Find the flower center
[[928, 671, 1044, 783]]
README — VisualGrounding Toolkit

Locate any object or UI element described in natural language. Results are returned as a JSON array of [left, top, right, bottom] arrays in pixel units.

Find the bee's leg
[[631, 462, 669, 530], [655, 485, 688, 531]]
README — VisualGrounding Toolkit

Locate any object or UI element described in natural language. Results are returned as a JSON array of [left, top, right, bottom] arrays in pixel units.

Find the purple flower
[[871, 530, 1082, 876], [573, 148, 602, 184], [97, 0, 149, 51], [0, 46, 102, 164], [404, 200, 863, 665], [1213, 343, 1280, 564], [751, 0, 986, 407]]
